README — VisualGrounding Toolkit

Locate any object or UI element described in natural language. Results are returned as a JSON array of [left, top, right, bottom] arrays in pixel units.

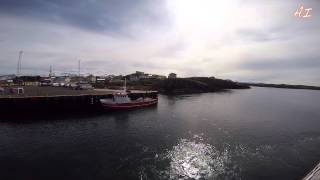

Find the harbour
[[1, 0, 319, 179], [1, 87, 320, 179]]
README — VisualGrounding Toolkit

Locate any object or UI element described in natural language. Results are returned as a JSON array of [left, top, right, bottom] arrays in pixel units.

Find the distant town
[[0, 71, 178, 93], [0, 52, 248, 96]]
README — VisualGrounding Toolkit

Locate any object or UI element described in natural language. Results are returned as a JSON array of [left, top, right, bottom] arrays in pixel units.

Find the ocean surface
[[1, 87, 320, 180]]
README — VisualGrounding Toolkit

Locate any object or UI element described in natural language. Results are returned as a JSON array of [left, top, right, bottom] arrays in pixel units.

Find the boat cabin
[[113, 93, 130, 103]]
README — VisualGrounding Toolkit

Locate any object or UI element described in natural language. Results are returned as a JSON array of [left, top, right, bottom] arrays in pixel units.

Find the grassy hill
[[104, 77, 250, 94], [152, 77, 250, 94]]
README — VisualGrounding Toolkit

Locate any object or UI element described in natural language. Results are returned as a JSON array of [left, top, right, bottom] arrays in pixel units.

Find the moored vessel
[[100, 79, 158, 110]]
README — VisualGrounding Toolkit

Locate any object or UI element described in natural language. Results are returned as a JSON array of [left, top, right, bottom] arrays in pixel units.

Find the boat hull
[[101, 98, 158, 110]]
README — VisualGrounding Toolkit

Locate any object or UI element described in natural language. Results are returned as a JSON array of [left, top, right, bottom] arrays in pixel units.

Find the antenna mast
[[17, 50, 23, 76], [78, 60, 81, 83], [49, 65, 53, 77], [78, 60, 81, 77]]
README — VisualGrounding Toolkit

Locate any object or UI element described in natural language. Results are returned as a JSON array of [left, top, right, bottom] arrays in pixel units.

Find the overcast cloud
[[0, 0, 319, 85]]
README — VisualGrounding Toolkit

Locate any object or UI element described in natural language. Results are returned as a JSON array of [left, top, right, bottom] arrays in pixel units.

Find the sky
[[0, 0, 319, 85]]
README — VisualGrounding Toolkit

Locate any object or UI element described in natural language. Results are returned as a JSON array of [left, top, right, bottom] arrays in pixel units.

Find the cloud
[[0, 0, 170, 36], [239, 57, 320, 71], [0, 0, 319, 85], [236, 28, 288, 42]]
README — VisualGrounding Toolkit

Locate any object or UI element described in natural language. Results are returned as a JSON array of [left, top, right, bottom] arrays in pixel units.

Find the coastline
[[242, 83, 320, 91]]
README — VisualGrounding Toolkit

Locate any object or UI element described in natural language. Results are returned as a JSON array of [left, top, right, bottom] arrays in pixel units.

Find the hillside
[[152, 77, 250, 94]]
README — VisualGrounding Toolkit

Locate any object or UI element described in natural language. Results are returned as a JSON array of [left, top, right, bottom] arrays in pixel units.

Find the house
[[0, 75, 16, 86], [135, 71, 144, 76], [0, 80, 13, 87], [105, 75, 115, 82], [40, 77, 52, 86], [53, 76, 71, 86], [0, 75, 16, 81], [151, 74, 167, 80], [128, 74, 139, 81], [96, 76, 106, 83], [110, 75, 123, 83], [18, 76, 41, 86], [127, 71, 149, 81], [168, 73, 177, 79], [86, 74, 96, 83], [6, 80, 14, 86]]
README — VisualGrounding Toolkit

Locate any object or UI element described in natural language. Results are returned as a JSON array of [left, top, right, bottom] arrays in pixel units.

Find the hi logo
[[294, 5, 312, 18]]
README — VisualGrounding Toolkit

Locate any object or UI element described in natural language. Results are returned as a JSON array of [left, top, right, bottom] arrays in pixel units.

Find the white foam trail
[[166, 135, 231, 179]]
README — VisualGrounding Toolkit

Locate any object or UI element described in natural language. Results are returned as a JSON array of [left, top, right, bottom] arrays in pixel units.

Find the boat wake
[[165, 135, 233, 180]]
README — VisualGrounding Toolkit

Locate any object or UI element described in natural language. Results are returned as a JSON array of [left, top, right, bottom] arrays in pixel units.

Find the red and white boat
[[100, 79, 158, 110]]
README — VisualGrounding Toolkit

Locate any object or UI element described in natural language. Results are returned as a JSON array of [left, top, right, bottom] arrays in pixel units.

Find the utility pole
[[17, 50, 23, 77]]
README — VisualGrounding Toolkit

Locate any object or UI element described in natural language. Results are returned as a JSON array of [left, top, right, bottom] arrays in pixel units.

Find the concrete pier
[[0, 86, 158, 113]]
